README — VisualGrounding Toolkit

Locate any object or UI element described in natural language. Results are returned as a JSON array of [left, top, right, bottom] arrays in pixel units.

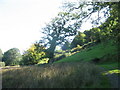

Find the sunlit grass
[[55, 41, 117, 63], [37, 58, 49, 64], [102, 69, 120, 75]]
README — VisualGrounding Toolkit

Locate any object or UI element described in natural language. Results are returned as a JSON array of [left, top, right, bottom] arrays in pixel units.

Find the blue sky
[[0, 0, 94, 54]]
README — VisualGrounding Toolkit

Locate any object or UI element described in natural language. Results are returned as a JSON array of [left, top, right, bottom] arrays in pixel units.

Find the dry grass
[[2, 62, 105, 88]]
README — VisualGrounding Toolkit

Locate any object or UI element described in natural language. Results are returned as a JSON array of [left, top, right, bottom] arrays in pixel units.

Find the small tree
[[2, 48, 22, 66], [71, 31, 86, 48], [22, 42, 46, 65], [84, 28, 101, 43]]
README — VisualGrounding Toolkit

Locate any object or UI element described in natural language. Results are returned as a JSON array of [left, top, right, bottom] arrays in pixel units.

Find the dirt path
[[0, 66, 21, 70], [99, 67, 120, 88], [106, 74, 120, 88]]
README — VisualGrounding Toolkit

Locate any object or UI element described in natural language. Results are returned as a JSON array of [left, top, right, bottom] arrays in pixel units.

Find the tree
[[64, 1, 120, 40], [62, 2, 111, 25], [62, 41, 70, 50], [2, 48, 22, 66], [22, 42, 46, 65], [98, 13, 119, 42], [84, 30, 92, 43], [0, 49, 3, 61], [42, 12, 80, 58], [71, 31, 86, 48], [84, 28, 101, 43], [65, 1, 119, 42]]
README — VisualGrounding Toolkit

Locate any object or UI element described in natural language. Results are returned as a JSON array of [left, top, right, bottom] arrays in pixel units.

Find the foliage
[[63, 2, 119, 43], [71, 2, 119, 23], [61, 41, 70, 50], [71, 31, 86, 48], [2, 48, 22, 66], [97, 16, 119, 42], [84, 28, 101, 43], [0, 61, 5, 67], [83, 13, 119, 43], [62, 2, 111, 27], [96, 3, 119, 42], [22, 43, 46, 65], [41, 11, 81, 58], [37, 58, 49, 64]]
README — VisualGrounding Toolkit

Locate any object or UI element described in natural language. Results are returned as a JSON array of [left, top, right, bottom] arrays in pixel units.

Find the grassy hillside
[[55, 41, 119, 70], [55, 41, 117, 62]]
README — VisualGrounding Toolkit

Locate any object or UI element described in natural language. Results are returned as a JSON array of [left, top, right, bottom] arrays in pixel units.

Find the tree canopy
[[41, 12, 80, 58], [22, 42, 46, 65], [71, 31, 86, 48], [2, 48, 22, 66]]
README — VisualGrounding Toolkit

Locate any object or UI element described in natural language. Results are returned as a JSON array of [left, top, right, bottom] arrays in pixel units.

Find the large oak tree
[[42, 12, 80, 58]]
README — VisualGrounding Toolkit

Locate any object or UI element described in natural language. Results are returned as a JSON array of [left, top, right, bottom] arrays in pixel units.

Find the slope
[[55, 40, 119, 70]]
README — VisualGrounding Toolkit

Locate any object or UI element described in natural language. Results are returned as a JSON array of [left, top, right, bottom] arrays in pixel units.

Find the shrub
[[0, 62, 5, 67]]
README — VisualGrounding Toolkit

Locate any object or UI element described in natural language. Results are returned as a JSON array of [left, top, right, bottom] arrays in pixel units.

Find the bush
[[0, 62, 5, 67]]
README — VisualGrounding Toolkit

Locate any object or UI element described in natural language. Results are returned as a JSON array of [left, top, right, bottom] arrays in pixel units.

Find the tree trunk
[[47, 38, 57, 59]]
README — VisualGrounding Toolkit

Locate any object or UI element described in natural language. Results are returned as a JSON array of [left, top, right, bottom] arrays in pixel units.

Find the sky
[[0, 0, 93, 54]]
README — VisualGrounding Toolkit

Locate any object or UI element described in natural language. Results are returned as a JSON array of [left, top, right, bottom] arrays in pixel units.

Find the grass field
[[2, 62, 111, 88]]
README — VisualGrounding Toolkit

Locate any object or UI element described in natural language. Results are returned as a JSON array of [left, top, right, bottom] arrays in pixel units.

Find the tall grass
[[2, 62, 107, 88]]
